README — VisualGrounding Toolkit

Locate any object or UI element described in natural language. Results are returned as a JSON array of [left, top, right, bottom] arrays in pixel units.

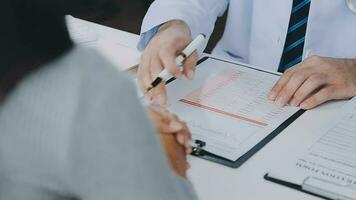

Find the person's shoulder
[[8, 46, 134, 99], [0, 46, 137, 128]]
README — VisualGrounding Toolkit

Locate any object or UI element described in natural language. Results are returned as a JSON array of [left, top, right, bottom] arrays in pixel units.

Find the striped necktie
[[278, 0, 311, 73]]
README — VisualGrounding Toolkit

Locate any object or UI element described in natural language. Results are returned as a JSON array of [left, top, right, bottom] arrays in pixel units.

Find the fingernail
[[185, 139, 192, 148], [290, 99, 298, 107], [177, 133, 185, 145], [300, 103, 308, 110], [275, 98, 285, 108], [269, 92, 277, 100], [187, 70, 194, 80], [170, 121, 183, 131]]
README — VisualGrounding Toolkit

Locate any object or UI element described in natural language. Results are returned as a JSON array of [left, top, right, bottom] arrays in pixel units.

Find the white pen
[[145, 33, 206, 93]]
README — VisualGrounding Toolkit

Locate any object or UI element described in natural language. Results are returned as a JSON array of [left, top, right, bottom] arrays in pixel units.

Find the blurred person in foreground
[[0, 0, 197, 199]]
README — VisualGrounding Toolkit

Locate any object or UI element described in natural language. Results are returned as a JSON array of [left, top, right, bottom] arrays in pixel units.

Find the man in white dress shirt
[[137, 0, 356, 110]]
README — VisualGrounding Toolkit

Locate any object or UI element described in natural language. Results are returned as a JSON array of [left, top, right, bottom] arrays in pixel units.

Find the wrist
[[158, 20, 191, 37]]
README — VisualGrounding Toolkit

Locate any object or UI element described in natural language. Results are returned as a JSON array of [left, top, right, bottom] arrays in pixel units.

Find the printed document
[[267, 97, 356, 189], [167, 58, 300, 161]]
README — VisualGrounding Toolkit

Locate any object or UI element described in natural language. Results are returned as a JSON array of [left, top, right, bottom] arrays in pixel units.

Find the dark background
[[75, 0, 227, 53]]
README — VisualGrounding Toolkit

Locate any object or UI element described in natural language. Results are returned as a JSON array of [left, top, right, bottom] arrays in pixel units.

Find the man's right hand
[[138, 20, 199, 106]]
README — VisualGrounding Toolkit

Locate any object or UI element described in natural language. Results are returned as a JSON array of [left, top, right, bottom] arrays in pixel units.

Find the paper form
[[167, 58, 300, 161], [268, 97, 356, 189]]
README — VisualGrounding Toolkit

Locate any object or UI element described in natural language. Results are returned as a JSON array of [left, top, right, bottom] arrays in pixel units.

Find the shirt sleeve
[[140, 0, 229, 54], [137, 25, 160, 52], [66, 63, 198, 200]]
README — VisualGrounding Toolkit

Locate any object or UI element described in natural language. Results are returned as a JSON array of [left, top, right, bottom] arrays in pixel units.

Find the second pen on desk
[[145, 33, 206, 93]]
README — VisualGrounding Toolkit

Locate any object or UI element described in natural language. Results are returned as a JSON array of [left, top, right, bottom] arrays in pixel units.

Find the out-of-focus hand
[[147, 105, 192, 177], [138, 20, 199, 106], [270, 56, 356, 109]]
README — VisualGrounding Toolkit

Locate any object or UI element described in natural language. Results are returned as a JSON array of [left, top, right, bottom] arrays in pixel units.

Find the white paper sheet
[[66, 15, 140, 71], [267, 97, 356, 192], [167, 58, 300, 161]]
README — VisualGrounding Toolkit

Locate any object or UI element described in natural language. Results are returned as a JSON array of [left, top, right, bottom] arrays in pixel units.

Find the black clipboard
[[166, 56, 305, 168], [264, 174, 332, 200]]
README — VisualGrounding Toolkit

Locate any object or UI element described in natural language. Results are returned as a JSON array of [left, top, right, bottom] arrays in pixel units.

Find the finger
[[175, 121, 192, 155], [186, 162, 191, 170], [183, 52, 198, 80], [181, 122, 192, 149], [150, 56, 164, 79], [300, 86, 337, 110], [150, 85, 168, 107], [176, 132, 185, 145], [157, 120, 183, 134], [184, 136, 191, 149], [175, 120, 190, 147], [162, 117, 185, 133], [155, 122, 171, 134], [176, 129, 191, 149], [159, 49, 182, 79], [171, 113, 179, 121], [138, 54, 153, 94], [148, 104, 169, 115], [164, 112, 179, 125], [162, 134, 187, 177], [289, 74, 327, 106], [274, 70, 311, 107], [269, 68, 296, 100], [164, 119, 185, 134], [186, 147, 192, 155], [149, 105, 173, 122], [149, 59, 168, 105], [171, 138, 188, 176], [150, 106, 183, 133]]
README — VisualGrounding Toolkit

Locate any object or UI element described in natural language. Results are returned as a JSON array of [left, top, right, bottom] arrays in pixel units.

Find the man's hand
[[147, 105, 192, 177], [270, 56, 356, 109], [138, 20, 199, 106]]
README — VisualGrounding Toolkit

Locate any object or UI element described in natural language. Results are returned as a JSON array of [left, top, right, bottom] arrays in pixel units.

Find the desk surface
[[67, 16, 141, 71], [73, 18, 345, 200]]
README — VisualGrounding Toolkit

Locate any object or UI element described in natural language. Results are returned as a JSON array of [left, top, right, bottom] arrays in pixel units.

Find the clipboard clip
[[191, 140, 207, 156], [302, 176, 356, 200]]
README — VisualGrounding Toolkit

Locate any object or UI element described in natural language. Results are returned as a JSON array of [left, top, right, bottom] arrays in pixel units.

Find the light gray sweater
[[0, 47, 197, 200]]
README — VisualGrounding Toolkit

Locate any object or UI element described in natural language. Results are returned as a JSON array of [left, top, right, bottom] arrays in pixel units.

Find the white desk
[[69, 18, 346, 200], [66, 16, 141, 71]]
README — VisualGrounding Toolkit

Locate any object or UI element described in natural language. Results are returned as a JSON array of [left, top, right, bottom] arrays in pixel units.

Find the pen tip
[[146, 86, 153, 93]]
